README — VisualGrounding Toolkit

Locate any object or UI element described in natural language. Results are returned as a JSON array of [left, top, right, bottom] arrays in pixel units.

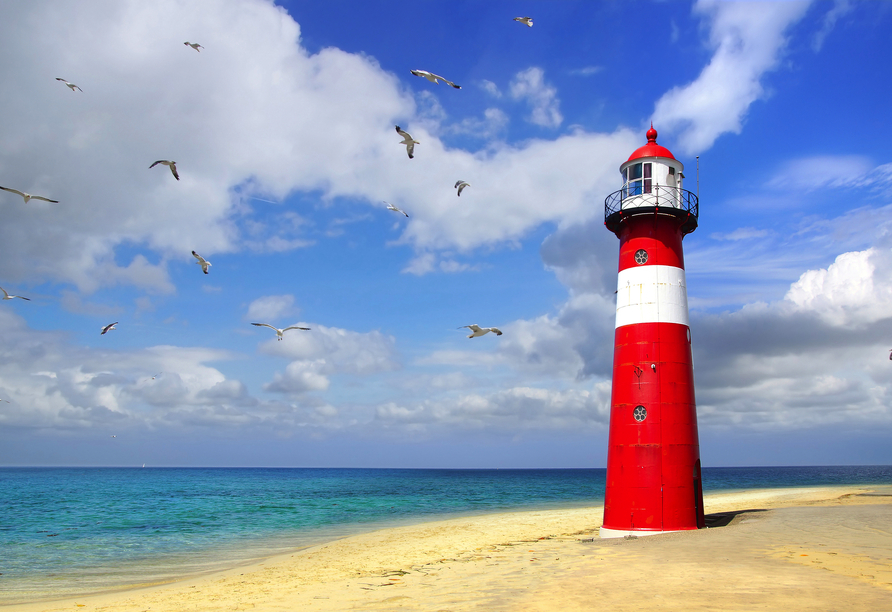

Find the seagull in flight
[[0, 186, 58, 204], [459, 324, 503, 338], [149, 160, 179, 180], [454, 180, 470, 197], [513, 17, 534, 27], [252, 322, 311, 341], [395, 126, 419, 159], [0, 287, 30, 301], [101, 322, 118, 335], [184, 42, 204, 52], [410, 70, 461, 89], [385, 201, 408, 217], [191, 250, 211, 274], [55, 78, 83, 92]]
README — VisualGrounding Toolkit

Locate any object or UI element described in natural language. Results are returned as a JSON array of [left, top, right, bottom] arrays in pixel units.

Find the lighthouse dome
[[627, 126, 676, 162]]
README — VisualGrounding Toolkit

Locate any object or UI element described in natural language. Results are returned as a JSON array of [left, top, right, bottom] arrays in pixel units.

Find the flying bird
[[252, 322, 311, 341], [385, 201, 408, 217], [395, 125, 419, 159], [149, 160, 179, 180], [0, 287, 30, 301], [100, 322, 118, 335], [513, 17, 534, 27], [410, 70, 461, 89], [55, 78, 83, 92], [184, 42, 204, 52], [459, 324, 503, 338], [454, 180, 470, 196], [0, 186, 58, 204], [191, 250, 211, 274]]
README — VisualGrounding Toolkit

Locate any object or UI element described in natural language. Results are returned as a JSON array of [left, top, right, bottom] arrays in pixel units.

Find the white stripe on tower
[[615, 265, 689, 328]]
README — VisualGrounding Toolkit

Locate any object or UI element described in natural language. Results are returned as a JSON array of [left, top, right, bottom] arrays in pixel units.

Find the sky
[[1, 0, 891, 468]]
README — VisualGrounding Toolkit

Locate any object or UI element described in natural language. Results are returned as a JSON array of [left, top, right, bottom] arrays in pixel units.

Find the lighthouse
[[600, 126, 704, 538]]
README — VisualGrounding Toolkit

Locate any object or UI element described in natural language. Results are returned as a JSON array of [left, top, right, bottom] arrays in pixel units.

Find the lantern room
[[605, 126, 698, 237]]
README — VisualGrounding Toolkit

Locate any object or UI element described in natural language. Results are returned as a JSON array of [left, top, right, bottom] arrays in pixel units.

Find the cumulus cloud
[[372, 383, 612, 435], [652, 0, 812, 154], [509, 67, 563, 128], [258, 324, 399, 396]]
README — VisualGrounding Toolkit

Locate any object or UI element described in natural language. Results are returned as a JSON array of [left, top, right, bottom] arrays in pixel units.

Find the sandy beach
[[7, 485, 891, 611]]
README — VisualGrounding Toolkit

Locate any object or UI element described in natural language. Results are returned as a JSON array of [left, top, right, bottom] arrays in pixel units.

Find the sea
[[1, 465, 890, 604]]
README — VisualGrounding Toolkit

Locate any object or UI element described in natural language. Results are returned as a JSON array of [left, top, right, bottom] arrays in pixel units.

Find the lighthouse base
[[599, 526, 689, 539]]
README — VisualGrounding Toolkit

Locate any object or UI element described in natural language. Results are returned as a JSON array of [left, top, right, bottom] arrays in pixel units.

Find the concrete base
[[599, 526, 682, 539]]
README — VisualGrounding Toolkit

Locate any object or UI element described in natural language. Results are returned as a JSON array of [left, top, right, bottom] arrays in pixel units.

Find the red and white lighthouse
[[600, 126, 704, 538]]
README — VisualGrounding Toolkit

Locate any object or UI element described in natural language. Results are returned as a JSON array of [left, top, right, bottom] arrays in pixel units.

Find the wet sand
[[7, 485, 891, 611]]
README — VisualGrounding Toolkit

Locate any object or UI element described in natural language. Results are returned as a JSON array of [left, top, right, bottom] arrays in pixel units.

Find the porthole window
[[634, 249, 648, 265], [633, 405, 647, 422]]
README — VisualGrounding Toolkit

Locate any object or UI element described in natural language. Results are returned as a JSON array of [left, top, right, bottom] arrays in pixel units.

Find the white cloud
[[568, 66, 602, 77], [652, 0, 812, 154], [812, 0, 852, 52], [766, 155, 874, 191], [509, 67, 563, 128], [246, 294, 298, 322], [372, 383, 612, 434], [479, 79, 502, 98], [785, 247, 892, 326]]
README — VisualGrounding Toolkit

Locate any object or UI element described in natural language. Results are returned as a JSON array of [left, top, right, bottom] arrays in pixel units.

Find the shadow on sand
[[703, 508, 768, 528]]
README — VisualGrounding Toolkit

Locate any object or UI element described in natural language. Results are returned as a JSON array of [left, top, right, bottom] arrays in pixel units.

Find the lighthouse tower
[[600, 126, 704, 538]]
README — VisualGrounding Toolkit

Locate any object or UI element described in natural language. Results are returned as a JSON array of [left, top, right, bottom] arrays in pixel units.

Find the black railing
[[604, 185, 699, 234]]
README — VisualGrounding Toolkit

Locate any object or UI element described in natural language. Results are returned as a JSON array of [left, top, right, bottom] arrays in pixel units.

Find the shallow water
[[1, 465, 890, 603]]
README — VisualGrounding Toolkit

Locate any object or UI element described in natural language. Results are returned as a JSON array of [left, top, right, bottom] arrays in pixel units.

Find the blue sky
[[1, 0, 891, 468]]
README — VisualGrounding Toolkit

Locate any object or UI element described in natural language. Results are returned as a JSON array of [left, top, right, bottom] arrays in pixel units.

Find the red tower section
[[601, 127, 704, 538]]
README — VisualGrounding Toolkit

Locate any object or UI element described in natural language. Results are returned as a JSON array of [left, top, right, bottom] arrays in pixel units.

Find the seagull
[[101, 322, 118, 335], [184, 42, 204, 52], [513, 17, 534, 27], [149, 160, 179, 180], [454, 180, 470, 197], [55, 78, 83, 92], [252, 322, 311, 341], [459, 324, 503, 338], [0, 186, 59, 204], [0, 287, 30, 301], [385, 201, 408, 217], [410, 70, 461, 89], [395, 125, 419, 159], [191, 250, 211, 274]]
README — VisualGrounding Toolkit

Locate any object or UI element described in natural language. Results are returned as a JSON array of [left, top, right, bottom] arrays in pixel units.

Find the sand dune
[[9, 485, 891, 611]]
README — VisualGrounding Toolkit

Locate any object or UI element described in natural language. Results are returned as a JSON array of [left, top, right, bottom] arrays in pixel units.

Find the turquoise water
[[1, 466, 890, 603]]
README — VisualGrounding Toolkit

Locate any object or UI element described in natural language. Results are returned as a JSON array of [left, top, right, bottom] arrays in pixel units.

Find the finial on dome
[[646, 123, 657, 143]]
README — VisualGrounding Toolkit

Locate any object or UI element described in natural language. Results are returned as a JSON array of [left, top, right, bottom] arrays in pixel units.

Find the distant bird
[[889, 349, 892, 361], [0, 287, 30, 301], [454, 180, 470, 197], [252, 322, 311, 341], [184, 42, 204, 52], [459, 324, 503, 338], [0, 186, 59, 204], [395, 126, 419, 159], [110, 435, 116, 438], [101, 322, 118, 335], [410, 70, 461, 89], [151, 372, 162, 380], [385, 201, 408, 217], [191, 250, 211, 274], [513, 16, 534, 27], [55, 78, 82, 92], [149, 160, 179, 180]]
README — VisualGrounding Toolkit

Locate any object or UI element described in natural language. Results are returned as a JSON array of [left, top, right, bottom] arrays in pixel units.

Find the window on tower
[[624, 163, 652, 197]]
